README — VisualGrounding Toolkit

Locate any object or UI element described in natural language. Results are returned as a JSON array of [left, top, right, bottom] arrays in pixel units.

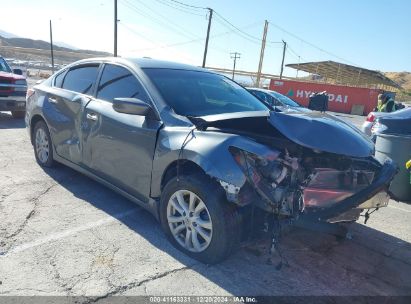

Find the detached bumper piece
[[302, 159, 397, 222]]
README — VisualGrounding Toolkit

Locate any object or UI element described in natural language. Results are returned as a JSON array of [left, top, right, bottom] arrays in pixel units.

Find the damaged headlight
[[229, 146, 303, 216]]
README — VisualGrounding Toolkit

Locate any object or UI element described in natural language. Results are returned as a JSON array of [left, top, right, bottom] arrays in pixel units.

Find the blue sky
[[1, 0, 410, 76]]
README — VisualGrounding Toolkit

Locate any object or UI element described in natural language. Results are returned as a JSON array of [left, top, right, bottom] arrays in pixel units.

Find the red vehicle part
[[269, 79, 381, 115]]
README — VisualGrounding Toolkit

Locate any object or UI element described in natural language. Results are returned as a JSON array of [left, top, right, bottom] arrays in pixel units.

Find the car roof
[[247, 87, 287, 97], [247, 87, 276, 93], [130, 58, 205, 71], [67, 57, 208, 72]]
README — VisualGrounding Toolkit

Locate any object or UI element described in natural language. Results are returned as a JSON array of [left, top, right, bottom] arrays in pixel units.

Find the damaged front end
[[227, 146, 396, 224], [192, 111, 397, 226]]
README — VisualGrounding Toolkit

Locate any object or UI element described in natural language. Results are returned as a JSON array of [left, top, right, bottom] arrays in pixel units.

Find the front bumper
[[0, 96, 26, 111], [303, 158, 397, 222]]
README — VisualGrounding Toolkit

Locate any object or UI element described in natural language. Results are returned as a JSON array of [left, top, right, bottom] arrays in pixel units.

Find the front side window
[[143, 69, 267, 117], [62, 65, 99, 95], [96, 64, 149, 102]]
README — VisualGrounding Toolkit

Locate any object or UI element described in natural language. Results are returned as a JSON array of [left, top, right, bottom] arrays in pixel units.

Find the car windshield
[[143, 68, 268, 117], [0, 58, 12, 73], [269, 91, 301, 107]]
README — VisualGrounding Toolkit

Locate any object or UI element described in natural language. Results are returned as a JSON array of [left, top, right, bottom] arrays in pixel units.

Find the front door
[[81, 63, 162, 202]]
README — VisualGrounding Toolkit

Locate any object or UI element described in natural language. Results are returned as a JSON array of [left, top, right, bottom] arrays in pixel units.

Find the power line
[[268, 20, 357, 65], [213, 12, 264, 44], [168, 0, 206, 10], [286, 43, 307, 62], [119, 23, 195, 61], [128, 0, 201, 40], [153, 0, 205, 16], [129, 23, 262, 52], [213, 18, 268, 46]]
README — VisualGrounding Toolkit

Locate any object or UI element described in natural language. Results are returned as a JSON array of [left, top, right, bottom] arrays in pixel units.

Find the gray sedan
[[26, 57, 396, 263]]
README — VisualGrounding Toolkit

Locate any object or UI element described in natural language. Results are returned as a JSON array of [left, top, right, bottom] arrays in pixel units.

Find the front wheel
[[160, 173, 241, 264], [33, 120, 54, 167]]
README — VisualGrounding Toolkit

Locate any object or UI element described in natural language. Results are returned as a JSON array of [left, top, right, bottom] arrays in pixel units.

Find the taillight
[[366, 113, 375, 122], [26, 88, 35, 99]]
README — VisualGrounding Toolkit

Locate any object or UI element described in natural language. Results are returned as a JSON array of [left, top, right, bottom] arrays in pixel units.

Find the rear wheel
[[33, 121, 54, 167], [11, 111, 25, 119], [160, 173, 241, 264]]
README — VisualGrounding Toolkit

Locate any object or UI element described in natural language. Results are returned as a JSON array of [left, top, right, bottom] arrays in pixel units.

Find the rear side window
[[96, 64, 149, 102], [62, 65, 99, 95]]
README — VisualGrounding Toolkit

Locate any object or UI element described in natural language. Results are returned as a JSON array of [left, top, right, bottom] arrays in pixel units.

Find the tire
[[33, 120, 54, 167], [160, 173, 241, 264], [11, 111, 25, 119]]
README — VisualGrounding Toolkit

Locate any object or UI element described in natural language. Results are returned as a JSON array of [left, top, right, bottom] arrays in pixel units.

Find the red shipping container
[[269, 79, 381, 115]]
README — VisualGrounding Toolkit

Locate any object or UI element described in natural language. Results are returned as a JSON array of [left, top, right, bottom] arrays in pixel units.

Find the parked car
[[371, 107, 411, 136], [362, 107, 410, 137], [0, 56, 27, 118], [26, 57, 396, 263], [247, 87, 311, 112]]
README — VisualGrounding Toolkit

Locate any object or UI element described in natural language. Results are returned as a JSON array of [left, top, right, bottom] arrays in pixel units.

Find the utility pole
[[114, 0, 118, 57], [202, 8, 213, 68], [230, 52, 241, 80], [256, 20, 268, 87], [49, 20, 54, 73], [279, 40, 287, 79]]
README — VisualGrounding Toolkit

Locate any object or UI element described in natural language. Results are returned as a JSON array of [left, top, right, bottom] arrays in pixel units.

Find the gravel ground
[[0, 106, 410, 302]]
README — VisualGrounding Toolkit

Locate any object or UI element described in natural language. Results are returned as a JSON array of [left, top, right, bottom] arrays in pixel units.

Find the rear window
[[62, 65, 99, 95]]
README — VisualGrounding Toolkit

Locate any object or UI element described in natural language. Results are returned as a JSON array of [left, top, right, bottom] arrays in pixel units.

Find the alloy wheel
[[35, 128, 50, 164], [167, 190, 213, 252]]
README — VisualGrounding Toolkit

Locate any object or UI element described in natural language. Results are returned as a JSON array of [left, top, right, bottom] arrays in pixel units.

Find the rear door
[[44, 64, 99, 164], [81, 63, 162, 202]]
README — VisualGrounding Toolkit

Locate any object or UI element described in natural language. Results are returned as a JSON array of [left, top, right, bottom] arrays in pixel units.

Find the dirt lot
[[0, 110, 411, 302]]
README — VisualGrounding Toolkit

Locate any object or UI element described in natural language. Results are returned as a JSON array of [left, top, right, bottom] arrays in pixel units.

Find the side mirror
[[13, 68, 23, 75], [113, 98, 152, 116]]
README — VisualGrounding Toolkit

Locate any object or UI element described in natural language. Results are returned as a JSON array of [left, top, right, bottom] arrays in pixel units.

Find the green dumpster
[[375, 134, 411, 202]]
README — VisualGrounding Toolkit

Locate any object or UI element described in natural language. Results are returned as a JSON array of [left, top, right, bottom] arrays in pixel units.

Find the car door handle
[[49, 97, 58, 104], [86, 113, 98, 121]]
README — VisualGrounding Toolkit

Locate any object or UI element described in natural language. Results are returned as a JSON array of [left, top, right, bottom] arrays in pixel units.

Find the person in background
[[376, 93, 383, 111], [377, 93, 395, 112]]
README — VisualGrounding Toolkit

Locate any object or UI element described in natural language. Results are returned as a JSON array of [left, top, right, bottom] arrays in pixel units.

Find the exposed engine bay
[[229, 146, 384, 223]]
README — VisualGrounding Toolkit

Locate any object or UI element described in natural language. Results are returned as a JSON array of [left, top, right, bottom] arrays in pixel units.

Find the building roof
[[286, 60, 402, 89]]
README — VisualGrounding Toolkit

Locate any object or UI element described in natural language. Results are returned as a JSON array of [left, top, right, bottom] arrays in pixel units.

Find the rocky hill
[[0, 33, 111, 64], [0, 35, 109, 56], [385, 72, 411, 91]]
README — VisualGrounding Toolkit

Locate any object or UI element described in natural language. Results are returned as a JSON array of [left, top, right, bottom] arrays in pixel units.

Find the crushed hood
[[191, 110, 374, 158], [268, 111, 374, 157]]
